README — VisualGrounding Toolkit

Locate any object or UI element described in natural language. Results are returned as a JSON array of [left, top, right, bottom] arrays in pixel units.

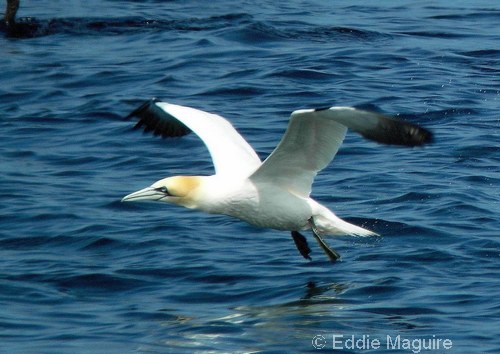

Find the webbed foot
[[291, 231, 312, 260]]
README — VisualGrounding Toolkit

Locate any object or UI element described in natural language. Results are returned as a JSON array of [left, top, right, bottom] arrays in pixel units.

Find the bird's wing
[[126, 99, 261, 177], [251, 107, 432, 197]]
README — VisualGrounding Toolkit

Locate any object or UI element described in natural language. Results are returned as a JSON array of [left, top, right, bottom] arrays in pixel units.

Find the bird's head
[[121, 176, 202, 208]]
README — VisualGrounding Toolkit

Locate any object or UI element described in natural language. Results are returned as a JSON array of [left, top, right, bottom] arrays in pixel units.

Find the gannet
[[122, 99, 432, 261]]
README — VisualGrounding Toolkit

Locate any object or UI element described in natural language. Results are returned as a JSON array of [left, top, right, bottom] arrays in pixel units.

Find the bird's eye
[[156, 186, 169, 194]]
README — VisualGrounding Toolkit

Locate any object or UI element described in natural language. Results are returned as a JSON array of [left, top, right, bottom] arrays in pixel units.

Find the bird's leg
[[309, 217, 341, 262], [291, 231, 312, 260]]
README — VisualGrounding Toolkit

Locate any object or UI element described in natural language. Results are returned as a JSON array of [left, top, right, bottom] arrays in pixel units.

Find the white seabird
[[122, 99, 432, 261]]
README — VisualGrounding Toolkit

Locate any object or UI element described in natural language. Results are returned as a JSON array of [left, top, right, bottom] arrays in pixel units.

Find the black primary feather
[[315, 106, 432, 147], [364, 114, 433, 147], [126, 98, 191, 138]]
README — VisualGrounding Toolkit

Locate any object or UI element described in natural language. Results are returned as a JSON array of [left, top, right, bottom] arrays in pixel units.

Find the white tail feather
[[312, 204, 378, 236]]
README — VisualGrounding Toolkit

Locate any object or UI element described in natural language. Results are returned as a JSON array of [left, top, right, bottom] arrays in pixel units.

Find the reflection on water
[[163, 281, 350, 351]]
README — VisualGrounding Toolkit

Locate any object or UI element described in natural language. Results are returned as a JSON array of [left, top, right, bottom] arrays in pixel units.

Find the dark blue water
[[1, 1, 499, 353]]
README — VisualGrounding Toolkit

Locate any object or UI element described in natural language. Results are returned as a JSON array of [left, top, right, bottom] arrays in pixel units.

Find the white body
[[122, 101, 432, 237], [185, 175, 372, 236]]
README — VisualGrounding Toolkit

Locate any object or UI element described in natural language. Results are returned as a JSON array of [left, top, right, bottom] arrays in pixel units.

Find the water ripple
[[0, 1, 499, 353]]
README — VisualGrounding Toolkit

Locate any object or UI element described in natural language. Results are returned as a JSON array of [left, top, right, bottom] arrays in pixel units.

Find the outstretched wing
[[126, 99, 261, 178], [251, 107, 432, 197]]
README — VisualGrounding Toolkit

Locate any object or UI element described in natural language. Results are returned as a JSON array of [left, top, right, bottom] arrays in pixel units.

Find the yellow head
[[122, 176, 203, 208]]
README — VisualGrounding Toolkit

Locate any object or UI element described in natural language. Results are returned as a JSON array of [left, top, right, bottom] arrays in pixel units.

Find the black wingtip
[[125, 98, 191, 138], [361, 115, 434, 147], [408, 123, 433, 146], [125, 98, 161, 120], [385, 118, 434, 147]]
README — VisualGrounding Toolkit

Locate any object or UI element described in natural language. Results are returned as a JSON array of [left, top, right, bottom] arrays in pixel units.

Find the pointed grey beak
[[122, 186, 165, 202]]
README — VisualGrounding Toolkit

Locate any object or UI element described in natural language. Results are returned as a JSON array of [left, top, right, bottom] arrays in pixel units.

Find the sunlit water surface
[[0, 1, 499, 352]]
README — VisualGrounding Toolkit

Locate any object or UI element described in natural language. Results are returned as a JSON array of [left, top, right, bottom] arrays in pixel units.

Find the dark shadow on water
[[0, 14, 252, 38], [303, 280, 348, 301], [1, 16, 172, 38], [234, 280, 350, 317]]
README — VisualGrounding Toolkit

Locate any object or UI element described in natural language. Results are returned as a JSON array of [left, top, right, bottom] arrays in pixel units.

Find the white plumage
[[122, 99, 432, 261]]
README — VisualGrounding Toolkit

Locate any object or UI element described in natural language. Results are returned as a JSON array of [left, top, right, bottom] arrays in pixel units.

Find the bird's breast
[[201, 181, 313, 231]]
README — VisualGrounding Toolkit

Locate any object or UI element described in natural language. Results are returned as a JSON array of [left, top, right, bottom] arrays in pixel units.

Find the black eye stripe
[[155, 186, 169, 194]]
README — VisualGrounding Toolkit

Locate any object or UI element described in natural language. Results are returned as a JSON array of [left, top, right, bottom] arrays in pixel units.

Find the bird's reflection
[[303, 280, 347, 300]]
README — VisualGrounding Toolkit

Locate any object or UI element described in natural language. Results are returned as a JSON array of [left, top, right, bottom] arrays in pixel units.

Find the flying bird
[[122, 99, 432, 261]]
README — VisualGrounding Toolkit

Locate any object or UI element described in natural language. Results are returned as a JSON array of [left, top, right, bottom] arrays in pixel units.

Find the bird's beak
[[121, 186, 166, 202]]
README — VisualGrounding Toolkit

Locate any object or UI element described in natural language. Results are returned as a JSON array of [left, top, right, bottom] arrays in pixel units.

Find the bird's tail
[[311, 205, 378, 237]]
